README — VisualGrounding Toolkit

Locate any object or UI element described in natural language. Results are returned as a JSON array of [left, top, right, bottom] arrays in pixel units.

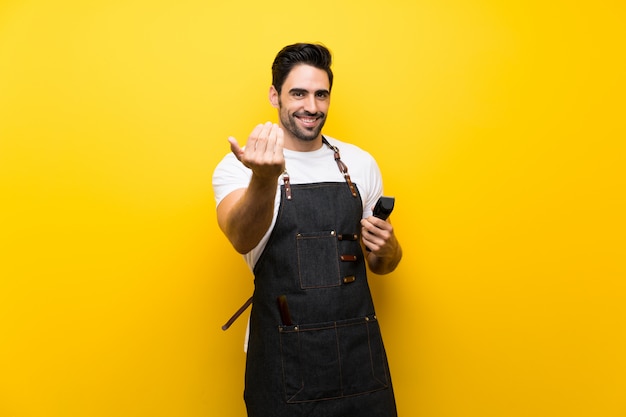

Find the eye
[[290, 89, 306, 98], [316, 91, 329, 99]]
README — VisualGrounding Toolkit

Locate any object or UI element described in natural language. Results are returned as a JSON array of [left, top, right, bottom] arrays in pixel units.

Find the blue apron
[[244, 141, 397, 417]]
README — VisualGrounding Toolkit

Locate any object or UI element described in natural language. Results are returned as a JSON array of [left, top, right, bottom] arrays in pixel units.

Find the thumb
[[228, 136, 244, 160]]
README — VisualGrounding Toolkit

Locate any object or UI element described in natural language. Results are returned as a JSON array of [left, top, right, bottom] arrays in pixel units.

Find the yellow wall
[[1, 1, 624, 416]]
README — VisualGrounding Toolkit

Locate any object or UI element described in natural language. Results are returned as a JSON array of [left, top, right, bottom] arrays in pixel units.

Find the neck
[[283, 133, 324, 152]]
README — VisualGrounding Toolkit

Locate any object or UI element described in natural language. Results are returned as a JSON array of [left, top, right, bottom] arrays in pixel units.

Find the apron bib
[[243, 154, 397, 416]]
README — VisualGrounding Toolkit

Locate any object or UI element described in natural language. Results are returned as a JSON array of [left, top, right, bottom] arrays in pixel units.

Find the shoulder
[[323, 135, 378, 168], [213, 152, 251, 179], [212, 152, 252, 205]]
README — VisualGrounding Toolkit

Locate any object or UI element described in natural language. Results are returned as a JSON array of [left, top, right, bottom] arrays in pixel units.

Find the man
[[213, 43, 402, 417]]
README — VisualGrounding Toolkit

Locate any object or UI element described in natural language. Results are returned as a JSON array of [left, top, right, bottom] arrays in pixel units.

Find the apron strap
[[322, 136, 358, 198], [222, 296, 253, 331]]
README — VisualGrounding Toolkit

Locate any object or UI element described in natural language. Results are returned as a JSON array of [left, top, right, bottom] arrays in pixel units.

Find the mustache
[[294, 111, 325, 118]]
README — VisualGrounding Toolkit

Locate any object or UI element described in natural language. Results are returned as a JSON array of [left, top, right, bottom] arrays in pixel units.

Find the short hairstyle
[[271, 43, 333, 94]]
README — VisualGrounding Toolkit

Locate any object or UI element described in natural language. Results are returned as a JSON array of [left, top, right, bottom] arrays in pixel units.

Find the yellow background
[[1, 1, 624, 416]]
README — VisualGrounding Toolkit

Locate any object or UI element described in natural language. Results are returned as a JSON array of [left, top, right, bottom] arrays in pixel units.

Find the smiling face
[[270, 64, 331, 151]]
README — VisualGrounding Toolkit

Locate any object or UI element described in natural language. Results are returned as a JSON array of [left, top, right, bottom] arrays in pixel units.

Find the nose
[[303, 95, 318, 114]]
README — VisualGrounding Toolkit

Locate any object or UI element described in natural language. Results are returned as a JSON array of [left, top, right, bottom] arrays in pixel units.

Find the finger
[[255, 122, 274, 151], [246, 123, 265, 153], [266, 126, 285, 170], [361, 230, 377, 252], [266, 123, 278, 141], [362, 228, 384, 252], [265, 124, 282, 153], [276, 126, 284, 148], [368, 215, 391, 230], [259, 121, 274, 137], [362, 218, 387, 237], [273, 126, 284, 157]]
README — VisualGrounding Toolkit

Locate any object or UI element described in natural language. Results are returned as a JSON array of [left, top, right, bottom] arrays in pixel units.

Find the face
[[270, 64, 331, 144]]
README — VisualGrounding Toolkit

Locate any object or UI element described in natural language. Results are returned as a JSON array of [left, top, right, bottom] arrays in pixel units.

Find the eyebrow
[[289, 88, 330, 95]]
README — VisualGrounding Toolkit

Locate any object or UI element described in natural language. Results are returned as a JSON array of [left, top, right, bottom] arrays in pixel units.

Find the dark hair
[[271, 43, 333, 94]]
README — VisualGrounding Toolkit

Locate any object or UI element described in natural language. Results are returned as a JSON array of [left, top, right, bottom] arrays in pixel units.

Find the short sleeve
[[212, 153, 252, 207]]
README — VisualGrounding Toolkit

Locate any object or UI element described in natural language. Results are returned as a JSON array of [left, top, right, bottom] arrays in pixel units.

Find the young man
[[213, 43, 402, 417]]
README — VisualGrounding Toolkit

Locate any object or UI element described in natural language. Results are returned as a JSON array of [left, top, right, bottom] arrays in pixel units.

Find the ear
[[269, 85, 279, 109]]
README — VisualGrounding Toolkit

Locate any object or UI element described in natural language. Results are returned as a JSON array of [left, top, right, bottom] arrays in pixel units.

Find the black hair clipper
[[372, 196, 395, 220]]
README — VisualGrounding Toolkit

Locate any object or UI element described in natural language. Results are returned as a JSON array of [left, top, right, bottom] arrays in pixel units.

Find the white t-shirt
[[212, 135, 384, 270]]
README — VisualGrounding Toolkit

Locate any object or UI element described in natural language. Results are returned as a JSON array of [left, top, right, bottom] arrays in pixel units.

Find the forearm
[[366, 240, 402, 275], [217, 176, 278, 254]]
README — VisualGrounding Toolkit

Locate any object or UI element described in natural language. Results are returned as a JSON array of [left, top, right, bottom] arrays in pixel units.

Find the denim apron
[[243, 141, 397, 417]]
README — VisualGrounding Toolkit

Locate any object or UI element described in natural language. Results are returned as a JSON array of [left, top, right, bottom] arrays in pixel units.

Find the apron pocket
[[278, 315, 389, 403], [296, 231, 341, 289]]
